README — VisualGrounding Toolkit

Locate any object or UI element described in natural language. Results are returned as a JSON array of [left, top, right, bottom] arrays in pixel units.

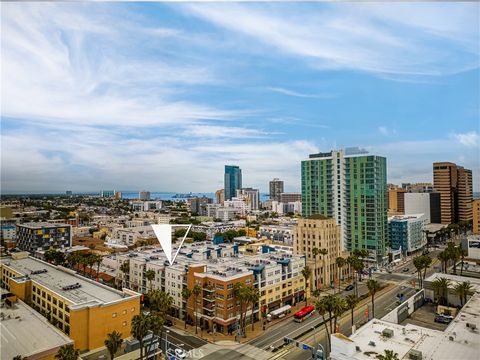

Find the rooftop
[[0, 298, 72, 359], [1, 256, 138, 305], [17, 222, 71, 229]]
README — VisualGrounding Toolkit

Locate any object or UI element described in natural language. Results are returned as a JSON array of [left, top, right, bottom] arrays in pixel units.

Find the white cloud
[[378, 126, 397, 136], [267, 87, 333, 99], [183, 2, 479, 77], [183, 125, 267, 138], [452, 131, 480, 147]]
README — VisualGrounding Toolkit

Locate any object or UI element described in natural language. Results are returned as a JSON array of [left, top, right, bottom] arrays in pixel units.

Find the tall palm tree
[[335, 257, 345, 293], [319, 248, 328, 289], [345, 294, 359, 330], [145, 269, 156, 292], [437, 251, 449, 274], [119, 261, 130, 288], [454, 281, 474, 306], [87, 254, 96, 278], [131, 313, 150, 360], [312, 247, 319, 290], [192, 284, 202, 334], [315, 298, 331, 351], [94, 254, 103, 280], [301, 266, 312, 305], [105, 331, 123, 360], [332, 297, 346, 333], [413, 256, 423, 289], [447, 243, 460, 275], [181, 287, 192, 329], [459, 249, 468, 276], [248, 287, 260, 331], [366, 279, 381, 318], [421, 255, 432, 285], [55, 344, 80, 360], [377, 350, 399, 360], [149, 290, 173, 318], [432, 277, 451, 306]]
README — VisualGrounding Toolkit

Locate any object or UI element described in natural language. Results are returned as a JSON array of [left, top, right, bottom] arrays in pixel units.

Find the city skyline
[[2, 2, 479, 193]]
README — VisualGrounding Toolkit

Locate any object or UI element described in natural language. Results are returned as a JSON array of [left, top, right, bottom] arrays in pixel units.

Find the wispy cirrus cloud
[[183, 2, 478, 78], [267, 87, 334, 99], [451, 131, 480, 147]]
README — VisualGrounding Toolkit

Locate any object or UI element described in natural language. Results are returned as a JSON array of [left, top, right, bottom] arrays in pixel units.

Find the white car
[[175, 348, 188, 359]]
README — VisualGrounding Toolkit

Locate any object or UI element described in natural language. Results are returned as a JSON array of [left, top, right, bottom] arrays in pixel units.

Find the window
[[47, 294, 51, 301], [59, 301, 63, 309], [123, 310, 127, 315], [53, 298, 57, 305], [112, 312, 117, 318]]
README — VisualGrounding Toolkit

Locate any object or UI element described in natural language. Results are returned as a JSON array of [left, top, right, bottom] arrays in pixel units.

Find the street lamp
[[165, 330, 170, 356]]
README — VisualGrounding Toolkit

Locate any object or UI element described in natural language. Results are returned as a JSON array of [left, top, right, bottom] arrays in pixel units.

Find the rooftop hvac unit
[[382, 328, 394, 338], [466, 323, 477, 330], [408, 349, 423, 360]]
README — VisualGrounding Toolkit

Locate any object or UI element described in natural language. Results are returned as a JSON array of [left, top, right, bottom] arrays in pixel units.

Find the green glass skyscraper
[[301, 148, 387, 263], [224, 165, 242, 200]]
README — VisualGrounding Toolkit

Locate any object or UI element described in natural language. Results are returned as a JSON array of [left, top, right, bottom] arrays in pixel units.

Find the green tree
[[454, 281, 474, 306], [446, 242, 460, 275], [345, 294, 359, 330], [93, 254, 103, 280], [119, 261, 130, 288], [315, 297, 331, 350], [432, 277, 451, 306], [335, 257, 345, 293], [104, 331, 123, 360], [332, 297, 346, 333], [238, 229, 247, 237], [55, 344, 80, 360], [192, 284, 202, 334], [248, 287, 260, 331], [377, 349, 399, 360], [319, 248, 329, 289], [131, 313, 150, 360], [312, 247, 319, 290], [301, 266, 312, 306], [459, 249, 468, 276], [437, 251, 449, 274], [366, 279, 381, 318], [145, 269, 156, 292], [181, 287, 192, 329], [413, 256, 423, 289]]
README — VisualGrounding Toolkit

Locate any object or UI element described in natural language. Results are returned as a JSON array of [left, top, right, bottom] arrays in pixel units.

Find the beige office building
[[293, 216, 347, 291], [388, 185, 406, 216], [433, 162, 473, 224], [473, 199, 480, 235]]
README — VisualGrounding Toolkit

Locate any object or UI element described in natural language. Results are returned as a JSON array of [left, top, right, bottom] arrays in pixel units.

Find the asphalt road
[[162, 326, 208, 353]]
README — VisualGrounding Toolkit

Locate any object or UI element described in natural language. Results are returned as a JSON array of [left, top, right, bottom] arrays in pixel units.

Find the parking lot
[[400, 302, 450, 331]]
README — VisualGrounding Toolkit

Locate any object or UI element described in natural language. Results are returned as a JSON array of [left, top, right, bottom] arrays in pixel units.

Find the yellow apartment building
[[0, 252, 141, 351]]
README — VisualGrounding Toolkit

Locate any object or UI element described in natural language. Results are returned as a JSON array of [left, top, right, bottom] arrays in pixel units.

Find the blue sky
[[1, 2, 479, 193]]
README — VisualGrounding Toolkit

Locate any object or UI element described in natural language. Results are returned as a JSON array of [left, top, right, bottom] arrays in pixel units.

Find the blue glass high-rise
[[224, 165, 242, 200]]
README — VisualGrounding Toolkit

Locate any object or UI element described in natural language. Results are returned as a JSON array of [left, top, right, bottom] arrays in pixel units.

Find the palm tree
[[413, 256, 423, 289], [345, 294, 359, 330], [248, 287, 260, 331], [332, 297, 346, 333], [459, 249, 468, 276], [366, 279, 381, 318], [437, 251, 449, 274], [87, 254, 96, 278], [131, 313, 150, 360], [55, 344, 80, 360], [94, 254, 103, 280], [119, 261, 130, 288], [312, 247, 319, 290], [432, 277, 451, 306], [181, 287, 192, 329], [454, 281, 474, 306], [319, 248, 328, 289], [301, 266, 312, 305], [105, 331, 123, 360], [421, 255, 432, 285], [377, 349, 399, 360], [335, 257, 345, 293], [447, 243, 460, 275], [315, 298, 331, 351], [191, 284, 202, 334], [145, 269, 156, 292]]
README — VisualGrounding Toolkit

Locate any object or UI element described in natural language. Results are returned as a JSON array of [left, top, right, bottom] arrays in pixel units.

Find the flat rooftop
[[18, 222, 71, 229], [0, 298, 72, 359], [1, 256, 134, 305]]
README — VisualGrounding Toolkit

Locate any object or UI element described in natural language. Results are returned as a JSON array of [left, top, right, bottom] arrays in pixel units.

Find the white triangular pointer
[[151, 224, 191, 265]]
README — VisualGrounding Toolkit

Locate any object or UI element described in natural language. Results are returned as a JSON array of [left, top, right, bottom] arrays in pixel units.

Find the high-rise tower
[[224, 165, 242, 201]]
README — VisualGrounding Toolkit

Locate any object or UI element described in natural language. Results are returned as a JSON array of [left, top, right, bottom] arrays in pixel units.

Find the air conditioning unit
[[466, 323, 477, 330], [382, 328, 394, 338], [408, 349, 423, 360]]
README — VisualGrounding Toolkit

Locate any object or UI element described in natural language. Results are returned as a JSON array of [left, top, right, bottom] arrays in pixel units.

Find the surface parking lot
[[400, 303, 450, 331]]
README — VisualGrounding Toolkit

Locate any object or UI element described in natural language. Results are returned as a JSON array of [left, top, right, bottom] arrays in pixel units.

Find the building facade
[[224, 165, 242, 201], [189, 196, 213, 216], [215, 189, 225, 205], [236, 188, 260, 211], [16, 223, 72, 253], [301, 148, 388, 262], [473, 199, 480, 235], [280, 192, 302, 203], [404, 192, 441, 224], [293, 216, 347, 290], [1, 253, 141, 351], [139, 191, 151, 201], [388, 185, 406, 215], [269, 178, 284, 201], [433, 162, 473, 224], [388, 214, 427, 255]]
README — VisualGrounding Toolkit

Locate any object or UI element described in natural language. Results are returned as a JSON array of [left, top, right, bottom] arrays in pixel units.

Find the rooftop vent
[[62, 283, 81, 291], [408, 349, 423, 360], [382, 328, 394, 338], [368, 341, 376, 347], [31, 269, 48, 275], [466, 323, 477, 330]]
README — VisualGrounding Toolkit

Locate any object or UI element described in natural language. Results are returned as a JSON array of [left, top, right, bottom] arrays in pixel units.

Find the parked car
[[175, 348, 188, 359], [434, 315, 453, 324], [402, 267, 410, 273], [164, 319, 173, 327], [345, 284, 354, 291]]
